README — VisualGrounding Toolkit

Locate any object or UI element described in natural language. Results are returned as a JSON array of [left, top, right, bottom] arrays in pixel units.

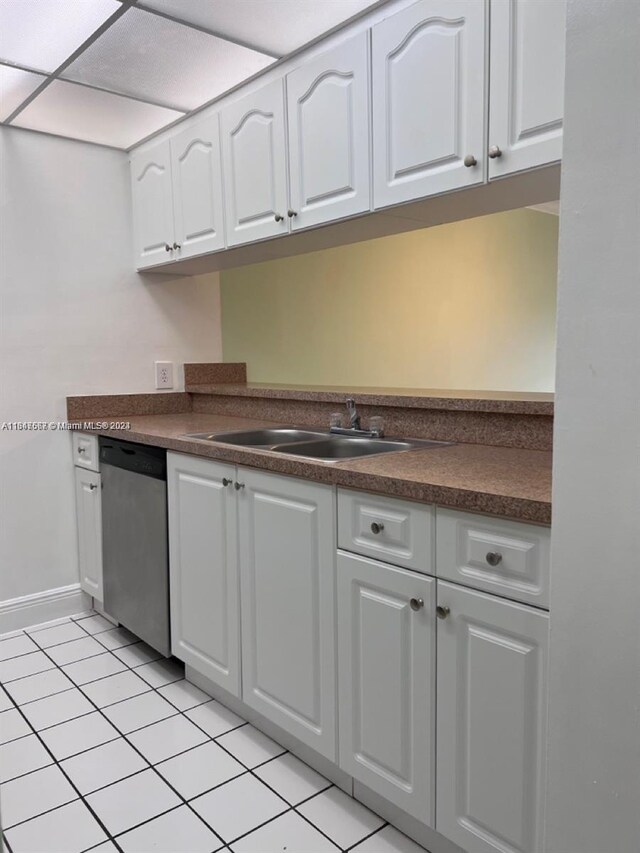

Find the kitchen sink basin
[[187, 428, 326, 446], [187, 427, 451, 460]]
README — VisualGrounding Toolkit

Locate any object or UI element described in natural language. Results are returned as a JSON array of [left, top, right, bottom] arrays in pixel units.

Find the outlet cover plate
[[155, 361, 174, 389]]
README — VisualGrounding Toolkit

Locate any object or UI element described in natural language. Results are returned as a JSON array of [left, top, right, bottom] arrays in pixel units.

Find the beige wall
[[221, 209, 558, 391]]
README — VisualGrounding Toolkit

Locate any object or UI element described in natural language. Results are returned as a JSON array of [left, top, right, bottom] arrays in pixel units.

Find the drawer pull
[[234, 482, 245, 491], [370, 522, 384, 535], [409, 597, 424, 611], [222, 478, 233, 487], [486, 551, 503, 567], [436, 605, 450, 620]]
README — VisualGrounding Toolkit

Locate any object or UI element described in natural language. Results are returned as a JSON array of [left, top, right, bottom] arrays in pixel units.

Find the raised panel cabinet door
[[337, 551, 435, 825], [372, 0, 486, 208], [74, 468, 103, 602], [221, 79, 289, 247], [170, 115, 226, 258], [130, 140, 174, 269], [238, 468, 336, 760], [287, 32, 371, 230], [436, 582, 549, 853], [167, 453, 240, 696], [488, 0, 566, 178]]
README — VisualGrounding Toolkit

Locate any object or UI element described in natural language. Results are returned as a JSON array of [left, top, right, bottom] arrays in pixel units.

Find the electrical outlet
[[154, 361, 173, 390]]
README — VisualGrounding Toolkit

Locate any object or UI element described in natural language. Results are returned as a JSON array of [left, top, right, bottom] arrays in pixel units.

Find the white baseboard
[[0, 583, 91, 634]]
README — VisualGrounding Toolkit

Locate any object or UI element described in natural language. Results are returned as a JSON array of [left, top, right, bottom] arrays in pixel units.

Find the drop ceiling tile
[[13, 78, 184, 149], [0, 65, 45, 120], [62, 7, 274, 112], [0, 0, 121, 73], [139, 0, 381, 57]]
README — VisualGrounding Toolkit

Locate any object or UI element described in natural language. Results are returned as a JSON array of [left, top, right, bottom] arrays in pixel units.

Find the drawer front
[[72, 433, 99, 471], [338, 488, 434, 573], [436, 509, 550, 608]]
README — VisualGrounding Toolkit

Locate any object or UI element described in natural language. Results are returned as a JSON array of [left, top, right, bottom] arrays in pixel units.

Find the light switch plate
[[154, 361, 173, 389]]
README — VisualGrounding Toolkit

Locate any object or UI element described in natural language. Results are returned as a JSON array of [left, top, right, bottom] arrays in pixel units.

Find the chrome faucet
[[329, 398, 384, 438], [346, 397, 361, 430]]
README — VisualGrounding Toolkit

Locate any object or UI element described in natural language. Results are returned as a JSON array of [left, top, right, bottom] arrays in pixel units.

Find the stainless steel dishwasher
[[99, 437, 170, 656]]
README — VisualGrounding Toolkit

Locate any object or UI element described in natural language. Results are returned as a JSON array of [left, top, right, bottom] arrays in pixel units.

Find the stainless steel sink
[[273, 437, 422, 459], [187, 428, 327, 447], [186, 427, 451, 460]]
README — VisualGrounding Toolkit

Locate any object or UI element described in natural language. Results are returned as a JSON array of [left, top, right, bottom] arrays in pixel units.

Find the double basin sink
[[187, 427, 450, 461]]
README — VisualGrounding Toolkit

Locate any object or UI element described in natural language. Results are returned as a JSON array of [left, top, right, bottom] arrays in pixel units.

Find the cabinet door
[[238, 468, 336, 760], [130, 140, 174, 269], [489, 0, 566, 178], [436, 582, 549, 853], [167, 453, 240, 696], [221, 80, 289, 247], [372, 0, 486, 208], [287, 33, 371, 230], [74, 468, 103, 602], [337, 551, 435, 824], [170, 115, 226, 259]]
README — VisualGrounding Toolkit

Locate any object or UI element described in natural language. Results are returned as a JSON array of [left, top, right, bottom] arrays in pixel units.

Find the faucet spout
[[346, 397, 361, 430]]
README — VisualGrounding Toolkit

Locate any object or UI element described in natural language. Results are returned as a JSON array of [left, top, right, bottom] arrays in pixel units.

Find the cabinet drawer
[[338, 488, 434, 573], [436, 509, 550, 608], [72, 433, 99, 472]]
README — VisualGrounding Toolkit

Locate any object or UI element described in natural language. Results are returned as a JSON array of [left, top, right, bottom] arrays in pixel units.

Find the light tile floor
[[0, 612, 429, 853]]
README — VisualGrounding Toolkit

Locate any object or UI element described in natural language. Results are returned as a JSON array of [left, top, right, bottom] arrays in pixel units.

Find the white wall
[[0, 127, 222, 605], [546, 1, 640, 850]]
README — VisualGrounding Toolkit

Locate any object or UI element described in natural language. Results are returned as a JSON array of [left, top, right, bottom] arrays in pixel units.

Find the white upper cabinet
[[221, 79, 289, 247], [372, 0, 486, 208], [238, 468, 337, 760], [338, 551, 436, 824], [130, 140, 175, 269], [436, 582, 549, 853], [167, 453, 240, 696], [286, 32, 371, 230], [488, 0, 566, 178], [170, 115, 226, 259]]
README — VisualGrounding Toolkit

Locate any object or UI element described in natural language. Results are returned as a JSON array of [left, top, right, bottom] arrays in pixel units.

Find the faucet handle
[[369, 416, 384, 438], [330, 412, 343, 428]]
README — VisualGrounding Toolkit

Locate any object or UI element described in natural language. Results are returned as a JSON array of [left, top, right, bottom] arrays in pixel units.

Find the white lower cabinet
[[337, 551, 436, 824], [436, 581, 549, 853], [167, 453, 240, 696], [74, 467, 103, 601], [237, 468, 337, 760]]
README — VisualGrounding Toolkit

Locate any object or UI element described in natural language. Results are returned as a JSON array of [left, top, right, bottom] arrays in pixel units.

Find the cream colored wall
[[221, 209, 558, 391]]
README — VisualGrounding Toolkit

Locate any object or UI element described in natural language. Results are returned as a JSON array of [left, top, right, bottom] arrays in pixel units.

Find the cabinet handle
[[274, 213, 284, 222], [222, 478, 233, 487], [172, 242, 181, 250], [463, 154, 477, 167], [287, 209, 297, 218], [409, 597, 424, 611], [436, 605, 450, 620], [488, 145, 502, 159], [370, 522, 384, 535], [164, 243, 172, 252], [88, 483, 98, 491], [234, 482, 245, 491], [486, 551, 503, 567]]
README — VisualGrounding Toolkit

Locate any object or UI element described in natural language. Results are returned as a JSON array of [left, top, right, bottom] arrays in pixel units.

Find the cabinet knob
[[222, 478, 233, 487], [88, 483, 98, 491], [274, 213, 284, 222], [463, 154, 477, 167], [370, 522, 384, 535], [234, 482, 245, 491], [77, 447, 86, 454], [287, 209, 297, 218], [172, 242, 181, 250], [164, 243, 172, 252], [436, 605, 450, 620], [488, 145, 502, 159], [409, 597, 424, 611], [486, 551, 503, 567]]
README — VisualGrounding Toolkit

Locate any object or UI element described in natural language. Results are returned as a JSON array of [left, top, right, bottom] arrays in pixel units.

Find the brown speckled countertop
[[82, 412, 552, 525]]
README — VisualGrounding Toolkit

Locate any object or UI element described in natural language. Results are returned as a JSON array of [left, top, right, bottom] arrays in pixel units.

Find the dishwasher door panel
[[101, 464, 170, 656]]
